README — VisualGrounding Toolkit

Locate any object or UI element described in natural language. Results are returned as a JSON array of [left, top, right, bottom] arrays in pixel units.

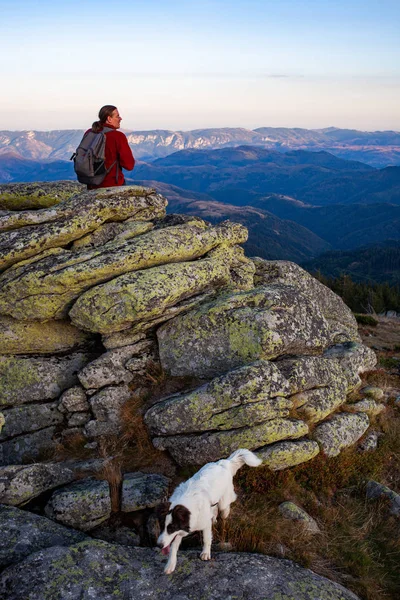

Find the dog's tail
[[227, 448, 262, 475]]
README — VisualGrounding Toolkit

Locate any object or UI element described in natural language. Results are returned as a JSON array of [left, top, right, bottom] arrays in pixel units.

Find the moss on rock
[[153, 418, 309, 465], [0, 185, 167, 269], [0, 315, 93, 354], [145, 360, 291, 435], [69, 250, 234, 334], [0, 220, 247, 320], [256, 439, 320, 470], [157, 284, 331, 379]]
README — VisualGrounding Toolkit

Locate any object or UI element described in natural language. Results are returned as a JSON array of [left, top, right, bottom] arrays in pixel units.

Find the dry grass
[[218, 420, 400, 600], [53, 432, 94, 462]]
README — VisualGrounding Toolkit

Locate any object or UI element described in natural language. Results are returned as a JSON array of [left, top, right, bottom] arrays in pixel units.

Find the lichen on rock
[[157, 284, 331, 379]]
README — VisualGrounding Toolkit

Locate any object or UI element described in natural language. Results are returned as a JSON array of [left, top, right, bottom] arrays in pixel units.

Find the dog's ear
[[172, 504, 191, 532]]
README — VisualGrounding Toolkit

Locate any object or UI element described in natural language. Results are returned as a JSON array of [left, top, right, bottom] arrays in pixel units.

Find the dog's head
[[156, 502, 191, 555]]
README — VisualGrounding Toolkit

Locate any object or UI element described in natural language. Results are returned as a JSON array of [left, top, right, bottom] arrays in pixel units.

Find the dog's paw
[[164, 564, 176, 575], [200, 551, 211, 561]]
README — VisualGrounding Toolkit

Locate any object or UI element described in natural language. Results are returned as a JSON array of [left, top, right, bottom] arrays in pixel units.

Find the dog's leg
[[200, 521, 212, 561], [164, 535, 183, 575], [219, 489, 237, 519], [211, 504, 218, 523]]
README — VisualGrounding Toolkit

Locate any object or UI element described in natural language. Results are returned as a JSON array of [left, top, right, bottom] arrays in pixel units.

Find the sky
[[0, 0, 399, 132]]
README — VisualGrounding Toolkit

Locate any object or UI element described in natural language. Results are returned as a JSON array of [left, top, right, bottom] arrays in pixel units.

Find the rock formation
[[0, 182, 382, 599], [0, 183, 377, 469]]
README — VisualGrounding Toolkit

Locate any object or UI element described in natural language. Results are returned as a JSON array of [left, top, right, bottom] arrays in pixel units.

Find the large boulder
[[44, 479, 112, 531], [153, 418, 309, 465], [312, 413, 370, 457], [0, 352, 94, 408], [256, 439, 320, 470], [0, 315, 93, 354], [0, 220, 247, 320], [0, 427, 58, 465], [145, 360, 292, 435], [157, 284, 331, 379], [323, 342, 377, 391], [121, 473, 169, 512], [252, 259, 360, 343], [69, 249, 244, 334], [0, 541, 361, 600], [0, 460, 103, 506], [71, 219, 154, 249], [0, 402, 63, 441], [0, 504, 86, 569], [0, 186, 166, 269], [0, 181, 81, 211]]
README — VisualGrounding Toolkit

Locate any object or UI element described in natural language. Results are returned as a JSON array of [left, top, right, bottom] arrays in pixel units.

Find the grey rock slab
[[256, 439, 320, 470], [295, 382, 348, 424], [45, 478, 111, 531], [78, 346, 141, 389], [158, 284, 331, 379], [0, 181, 81, 212], [312, 413, 370, 457], [0, 503, 86, 569], [0, 185, 166, 270], [0, 426, 57, 466], [0, 460, 104, 506], [69, 250, 234, 335], [0, 314, 93, 355], [0, 220, 246, 321], [276, 355, 346, 394], [58, 386, 89, 413], [121, 472, 169, 512], [252, 259, 360, 343], [0, 541, 361, 600], [344, 399, 385, 416], [366, 480, 400, 517], [71, 219, 154, 249], [0, 352, 93, 408], [323, 342, 377, 392], [85, 384, 132, 437], [145, 360, 292, 436], [153, 418, 309, 466], [0, 402, 63, 441], [278, 501, 321, 534]]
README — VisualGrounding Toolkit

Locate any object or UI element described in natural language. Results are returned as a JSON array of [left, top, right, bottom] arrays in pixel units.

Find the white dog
[[157, 448, 262, 574]]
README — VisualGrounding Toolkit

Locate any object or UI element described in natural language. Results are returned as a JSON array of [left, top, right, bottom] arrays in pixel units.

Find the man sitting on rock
[[86, 105, 135, 189]]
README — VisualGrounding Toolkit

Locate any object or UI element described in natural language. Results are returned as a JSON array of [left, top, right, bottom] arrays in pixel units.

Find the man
[[87, 105, 135, 188]]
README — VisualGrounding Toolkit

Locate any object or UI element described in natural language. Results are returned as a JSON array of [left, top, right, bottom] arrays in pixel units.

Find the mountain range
[[0, 126, 399, 167], [1, 139, 400, 274]]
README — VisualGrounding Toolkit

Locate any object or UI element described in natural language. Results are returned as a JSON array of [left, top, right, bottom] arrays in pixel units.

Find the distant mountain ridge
[[132, 179, 331, 263], [1, 126, 399, 167], [134, 146, 400, 207]]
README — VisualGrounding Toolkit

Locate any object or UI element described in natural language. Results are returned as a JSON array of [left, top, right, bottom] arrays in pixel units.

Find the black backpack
[[71, 127, 117, 185]]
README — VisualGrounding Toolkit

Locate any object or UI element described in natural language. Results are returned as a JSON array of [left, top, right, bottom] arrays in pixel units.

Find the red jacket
[[87, 125, 135, 189]]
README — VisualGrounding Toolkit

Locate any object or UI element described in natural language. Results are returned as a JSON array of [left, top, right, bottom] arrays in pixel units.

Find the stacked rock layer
[[0, 183, 377, 470]]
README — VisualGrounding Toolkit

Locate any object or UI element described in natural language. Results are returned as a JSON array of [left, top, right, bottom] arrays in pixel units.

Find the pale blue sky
[[1, 0, 399, 131]]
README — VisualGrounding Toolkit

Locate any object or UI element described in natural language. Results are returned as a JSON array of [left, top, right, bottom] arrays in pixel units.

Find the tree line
[[311, 272, 400, 315]]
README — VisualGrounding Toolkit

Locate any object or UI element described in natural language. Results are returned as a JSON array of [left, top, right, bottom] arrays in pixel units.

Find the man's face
[[106, 109, 122, 129]]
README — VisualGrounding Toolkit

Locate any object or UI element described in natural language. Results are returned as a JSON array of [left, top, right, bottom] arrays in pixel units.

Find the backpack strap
[[102, 127, 121, 184]]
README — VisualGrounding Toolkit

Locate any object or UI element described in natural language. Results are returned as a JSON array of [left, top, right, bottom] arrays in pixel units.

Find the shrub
[[355, 313, 378, 326]]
